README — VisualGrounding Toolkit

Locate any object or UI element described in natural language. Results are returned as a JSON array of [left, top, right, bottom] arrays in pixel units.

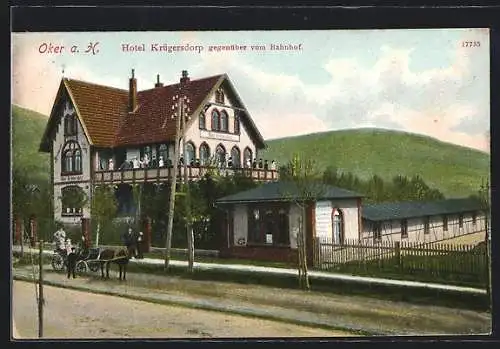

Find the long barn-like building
[[39, 70, 278, 224]]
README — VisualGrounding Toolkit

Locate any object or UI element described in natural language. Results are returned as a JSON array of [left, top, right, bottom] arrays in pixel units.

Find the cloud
[[254, 112, 328, 140]]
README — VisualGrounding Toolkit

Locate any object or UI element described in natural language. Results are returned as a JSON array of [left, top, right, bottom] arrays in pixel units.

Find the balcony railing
[[93, 166, 279, 184]]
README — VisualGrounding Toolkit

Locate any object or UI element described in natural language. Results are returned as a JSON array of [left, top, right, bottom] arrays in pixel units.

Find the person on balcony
[[159, 156, 164, 167], [143, 154, 150, 168], [151, 156, 157, 168], [264, 159, 269, 170], [132, 157, 140, 169], [258, 158, 263, 169], [179, 155, 184, 167], [270, 160, 277, 171], [252, 158, 257, 169], [108, 158, 114, 171], [246, 158, 252, 169]]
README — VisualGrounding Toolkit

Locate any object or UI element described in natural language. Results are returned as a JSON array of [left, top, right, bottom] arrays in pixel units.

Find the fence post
[[395, 241, 401, 271]]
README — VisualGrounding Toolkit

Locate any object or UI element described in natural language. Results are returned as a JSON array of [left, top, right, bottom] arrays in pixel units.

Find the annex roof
[[361, 197, 484, 222], [216, 181, 363, 204]]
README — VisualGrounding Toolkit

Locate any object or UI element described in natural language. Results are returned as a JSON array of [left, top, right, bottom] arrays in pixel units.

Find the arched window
[[199, 112, 206, 129], [220, 111, 229, 132], [234, 114, 240, 134], [199, 143, 211, 166], [332, 209, 344, 245], [243, 147, 253, 168], [61, 141, 82, 174], [211, 110, 220, 131], [216, 144, 226, 167], [185, 142, 196, 166], [231, 146, 241, 168]]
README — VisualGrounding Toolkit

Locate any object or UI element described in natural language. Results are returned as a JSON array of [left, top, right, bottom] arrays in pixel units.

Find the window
[[215, 89, 225, 104], [61, 141, 83, 174], [234, 114, 240, 134], [231, 146, 241, 168], [332, 209, 344, 244], [220, 111, 229, 132], [185, 142, 196, 166], [158, 144, 169, 164], [424, 217, 430, 235], [199, 143, 210, 166], [373, 222, 382, 242], [142, 146, 152, 162], [216, 144, 226, 167], [199, 112, 206, 129], [61, 186, 86, 216], [211, 110, 220, 131], [64, 114, 78, 136], [459, 214, 464, 228], [247, 205, 290, 246], [401, 219, 408, 238], [243, 147, 253, 168], [248, 208, 262, 244], [472, 212, 477, 226], [443, 215, 448, 231]]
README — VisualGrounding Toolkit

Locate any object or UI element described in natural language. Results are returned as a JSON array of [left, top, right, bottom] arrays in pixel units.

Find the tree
[[91, 185, 118, 246], [280, 153, 324, 291]]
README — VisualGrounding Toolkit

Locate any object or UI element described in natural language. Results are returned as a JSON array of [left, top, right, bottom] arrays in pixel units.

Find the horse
[[98, 246, 133, 281]]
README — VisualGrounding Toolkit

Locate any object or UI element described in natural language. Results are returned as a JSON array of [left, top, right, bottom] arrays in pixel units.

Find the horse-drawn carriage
[[51, 245, 132, 280], [51, 246, 101, 273]]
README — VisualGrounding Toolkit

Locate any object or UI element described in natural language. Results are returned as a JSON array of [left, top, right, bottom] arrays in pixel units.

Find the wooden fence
[[313, 237, 488, 283]]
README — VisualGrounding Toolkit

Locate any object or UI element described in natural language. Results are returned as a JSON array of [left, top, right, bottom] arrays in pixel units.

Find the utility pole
[[38, 240, 44, 338], [164, 96, 182, 270], [181, 105, 194, 272]]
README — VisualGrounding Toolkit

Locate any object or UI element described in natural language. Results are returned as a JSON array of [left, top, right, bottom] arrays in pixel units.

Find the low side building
[[361, 197, 486, 244], [215, 181, 363, 266]]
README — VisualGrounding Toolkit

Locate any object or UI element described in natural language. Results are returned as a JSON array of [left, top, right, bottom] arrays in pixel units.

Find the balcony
[[93, 166, 279, 185]]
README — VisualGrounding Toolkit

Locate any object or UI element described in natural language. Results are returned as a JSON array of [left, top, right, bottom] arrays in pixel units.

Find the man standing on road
[[67, 247, 78, 279]]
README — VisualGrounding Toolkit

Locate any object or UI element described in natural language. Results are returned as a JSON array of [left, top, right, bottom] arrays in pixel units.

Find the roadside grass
[[122, 261, 490, 312], [143, 249, 292, 269]]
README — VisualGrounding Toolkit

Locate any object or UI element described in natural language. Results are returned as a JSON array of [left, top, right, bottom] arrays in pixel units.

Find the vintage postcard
[[11, 29, 491, 339]]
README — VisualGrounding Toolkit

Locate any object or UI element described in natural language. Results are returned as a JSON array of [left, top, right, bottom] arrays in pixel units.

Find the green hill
[[12, 104, 50, 183], [260, 129, 490, 198]]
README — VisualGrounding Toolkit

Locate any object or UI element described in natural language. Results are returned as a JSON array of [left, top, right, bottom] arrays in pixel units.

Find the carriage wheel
[[51, 254, 65, 272], [76, 261, 87, 274], [88, 262, 99, 272]]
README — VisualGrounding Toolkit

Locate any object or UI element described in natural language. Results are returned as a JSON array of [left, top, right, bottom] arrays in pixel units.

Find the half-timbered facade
[[39, 70, 277, 223]]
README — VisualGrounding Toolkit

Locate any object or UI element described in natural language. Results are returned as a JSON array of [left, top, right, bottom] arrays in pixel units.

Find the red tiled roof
[[63, 74, 223, 148], [115, 75, 222, 146], [64, 78, 129, 147]]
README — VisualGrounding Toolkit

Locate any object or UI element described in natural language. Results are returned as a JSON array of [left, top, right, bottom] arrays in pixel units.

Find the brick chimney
[[129, 69, 137, 112], [155, 74, 163, 88], [180, 70, 190, 84]]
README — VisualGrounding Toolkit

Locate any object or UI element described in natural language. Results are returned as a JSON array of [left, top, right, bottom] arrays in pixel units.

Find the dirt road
[[12, 281, 353, 339]]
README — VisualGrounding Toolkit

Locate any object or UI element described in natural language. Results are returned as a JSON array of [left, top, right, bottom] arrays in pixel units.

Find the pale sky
[[11, 29, 490, 153]]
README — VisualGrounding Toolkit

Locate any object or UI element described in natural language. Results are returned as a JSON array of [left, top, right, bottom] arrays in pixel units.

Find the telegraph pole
[[164, 96, 182, 270], [38, 240, 44, 338], [181, 102, 194, 272]]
